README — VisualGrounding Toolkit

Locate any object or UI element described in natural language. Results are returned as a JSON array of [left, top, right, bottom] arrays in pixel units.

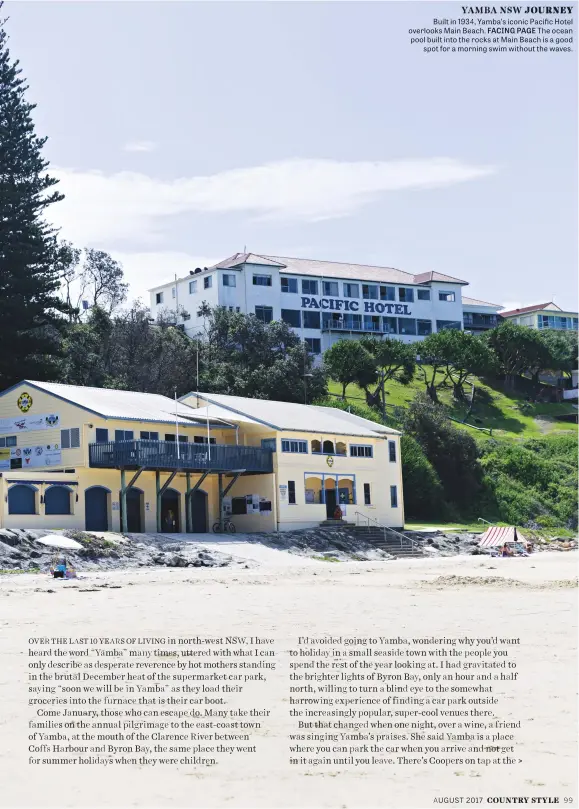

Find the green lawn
[[327, 371, 577, 442]]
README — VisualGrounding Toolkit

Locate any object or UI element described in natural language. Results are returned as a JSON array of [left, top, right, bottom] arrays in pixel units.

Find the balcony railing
[[463, 314, 498, 329], [322, 318, 389, 334], [89, 440, 273, 474]]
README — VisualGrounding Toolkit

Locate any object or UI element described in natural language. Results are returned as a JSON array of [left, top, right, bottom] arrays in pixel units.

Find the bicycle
[[212, 519, 236, 534]]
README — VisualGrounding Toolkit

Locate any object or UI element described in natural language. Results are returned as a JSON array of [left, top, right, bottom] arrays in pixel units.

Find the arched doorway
[[189, 489, 208, 533], [8, 484, 37, 515], [119, 487, 144, 533], [161, 488, 181, 533], [85, 486, 110, 531]]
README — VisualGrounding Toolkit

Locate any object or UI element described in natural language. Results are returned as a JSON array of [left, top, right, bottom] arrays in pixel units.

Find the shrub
[[400, 435, 446, 520]]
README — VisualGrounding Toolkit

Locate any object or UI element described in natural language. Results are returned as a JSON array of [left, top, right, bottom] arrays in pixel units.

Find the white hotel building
[[149, 253, 501, 354]]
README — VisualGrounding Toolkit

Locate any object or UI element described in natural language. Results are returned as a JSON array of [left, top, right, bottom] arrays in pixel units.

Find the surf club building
[[0, 380, 403, 535], [148, 253, 501, 356]]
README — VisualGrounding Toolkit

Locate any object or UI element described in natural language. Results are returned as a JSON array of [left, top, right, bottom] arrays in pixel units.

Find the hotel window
[[437, 320, 462, 331], [383, 317, 397, 334], [189, 280, 197, 294], [95, 428, 109, 444], [140, 431, 159, 440], [417, 288, 431, 301], [61, 428, 81, 449], [155, 292, 163, 304], [364, 315, 381, 332], [288, 480, 296, 505], [362, 284, 378, 300], [114, 430, 134, 442], [0, 435, 17, 447], [399, 288, 414, 302], [171, 288, 176, 299], [398, 318, 417, 335], [281, 277, 298, 293], [255, 306, 274, 323], [390, 485, 398, 508], [222, 274, 236, 287], [380, 286, 395, 301], [281, 309, 301, 328], [323, 281, 339, 297], [343, 283, 359, 298], [281, 439, 308, 454], [388, 440, 397, 463], [303, 311, 321, 329], [302, 279, 318, 295], [253, 274, 272, 287], [204, 276, 212, 289], [350, 444, 373, 458], [417, 320, 432, 336], [305, 338, 321, 354], [363, 483, 371, 505], [439, 291, 455, 302]]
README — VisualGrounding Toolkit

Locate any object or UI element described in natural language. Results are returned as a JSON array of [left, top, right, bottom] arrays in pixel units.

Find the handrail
[[354, 511, 421, 551], [477, 517, 492, 525]]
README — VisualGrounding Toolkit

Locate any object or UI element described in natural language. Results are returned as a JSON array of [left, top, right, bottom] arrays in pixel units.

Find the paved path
[[156, 532, 322, 567]]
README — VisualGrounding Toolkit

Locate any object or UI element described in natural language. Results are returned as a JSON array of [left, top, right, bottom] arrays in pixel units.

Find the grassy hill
[[327, 371, 577, 442]]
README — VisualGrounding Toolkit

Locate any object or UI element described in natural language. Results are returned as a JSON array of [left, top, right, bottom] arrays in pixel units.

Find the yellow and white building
[[0, 381, 404, 534]]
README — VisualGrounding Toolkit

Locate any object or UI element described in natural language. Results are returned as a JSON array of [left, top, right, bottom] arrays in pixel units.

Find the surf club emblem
[[17, 392, 33, 413], [45, 414, 59, 427]]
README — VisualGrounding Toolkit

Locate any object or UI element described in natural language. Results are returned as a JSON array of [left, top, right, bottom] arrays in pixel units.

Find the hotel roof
[[462, 295, 503, 308]]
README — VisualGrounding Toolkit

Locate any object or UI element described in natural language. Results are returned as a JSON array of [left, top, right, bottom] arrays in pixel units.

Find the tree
[[415, 329, 496, 402], [536, 329, 578, 384], [485, 321, 550, 391], [359, 337, 416, 415], [400, 434, 446, 520], [415, 334, 451, 403], [58, 243, 128, 321], [323, 340, 375, 399], [0, 14, 71, 387]]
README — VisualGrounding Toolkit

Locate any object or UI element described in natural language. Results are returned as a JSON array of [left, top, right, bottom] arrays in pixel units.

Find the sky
[[6, 0, 578, 310]]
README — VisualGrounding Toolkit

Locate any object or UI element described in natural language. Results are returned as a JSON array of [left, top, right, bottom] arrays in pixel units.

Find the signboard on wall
[[0, 413, 60, 435], [0, 444, 62, 470]]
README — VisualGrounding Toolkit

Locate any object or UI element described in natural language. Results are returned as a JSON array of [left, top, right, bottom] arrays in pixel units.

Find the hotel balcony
[[463, 314, 499, 330], [89, 440, 274, 474], [321, 317, 392, 334]]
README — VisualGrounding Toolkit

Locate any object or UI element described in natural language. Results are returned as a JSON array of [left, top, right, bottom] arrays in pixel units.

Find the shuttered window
[[61, 428, 81, 449]]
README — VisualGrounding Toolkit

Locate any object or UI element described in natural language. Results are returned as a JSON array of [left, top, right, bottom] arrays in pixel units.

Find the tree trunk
[[426, 384, 438, 403], [452, 382, 466, 402], [341, 382, 347, 400]]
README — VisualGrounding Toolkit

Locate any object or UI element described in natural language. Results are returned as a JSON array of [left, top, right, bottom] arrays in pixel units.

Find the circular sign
[[326, 455, 334, 467], [17, 392, 33, 412]]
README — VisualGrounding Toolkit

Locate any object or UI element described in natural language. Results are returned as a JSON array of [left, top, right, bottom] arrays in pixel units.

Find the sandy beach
[[0, 550, 577, 809]]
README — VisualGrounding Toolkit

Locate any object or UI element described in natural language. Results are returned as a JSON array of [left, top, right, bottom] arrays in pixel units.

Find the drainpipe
[[120, 469, 128, 533]]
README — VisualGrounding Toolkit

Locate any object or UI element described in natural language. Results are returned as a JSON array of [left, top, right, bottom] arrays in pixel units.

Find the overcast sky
[[6, 1, 578, 310]]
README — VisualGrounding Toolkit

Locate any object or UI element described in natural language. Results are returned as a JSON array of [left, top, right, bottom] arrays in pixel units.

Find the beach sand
[[0, 551, 577, 808]]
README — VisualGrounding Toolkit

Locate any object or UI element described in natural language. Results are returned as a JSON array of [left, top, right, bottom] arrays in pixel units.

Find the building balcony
[[321, 318, 389, 334], [463, 314, 499, 329], [89, 440, 273, 474]]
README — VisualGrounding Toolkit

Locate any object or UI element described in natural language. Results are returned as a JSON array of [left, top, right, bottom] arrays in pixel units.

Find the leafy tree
[[0, 14, 71, 387], [485, 321, 550, 391], [414, 334, 451, 403], [358, 337, 416, 415], [323, 340, 376, 399], [58, 243, 128, 321], [400, 434, 446, 519], [415, 329, 496, 402], [536, 329, 578, 383]]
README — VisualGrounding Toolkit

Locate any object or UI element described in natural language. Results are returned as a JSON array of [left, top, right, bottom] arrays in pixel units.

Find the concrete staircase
[[351, 525, 424, 558]]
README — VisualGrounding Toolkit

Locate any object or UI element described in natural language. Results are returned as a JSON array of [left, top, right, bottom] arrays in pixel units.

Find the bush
[[400, 435, 446, 520]]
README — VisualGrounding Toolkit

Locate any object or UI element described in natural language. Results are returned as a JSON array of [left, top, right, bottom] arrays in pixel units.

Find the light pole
[[303, 373, 313, 405]]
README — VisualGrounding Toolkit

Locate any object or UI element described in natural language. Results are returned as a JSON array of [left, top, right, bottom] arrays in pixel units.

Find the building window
[[61, 428, 81, 449], [303, 311, 321, 330], [323, 281, 339, 297], [390, 485, 398, 508], [304, 475, 323, 504], [363, 483, 371, 505], [281, 439, 308, 454], [383, 317, 397, 334], [362, 284, 378, 300], [253, 274, 272, 287], [44, 486, 72, 516], [417, 320, 432, 336], [343, 283, 359, 298], [165, 434, 188, 443], [350, 444, 373, 458], [8, 484, 36, 515], [0, 435, 17, 447], [204, 276, 212, 289], [95, 428, 109, 444], [336, 442, 347, 456], [194, 435, 216, 445], [281, 309, 301, 328], [189, 280, 197, 294], [398, 318, 417, 335], [236, 307, 241, 313], [439, 291, 455, 302], [255, 306, 274, 323], [417, 288, 431, 301], [399, 288, 414, 303], [171, 287, 176, 299], [389, 440, 397, 462], [364, 315, 381, 332], [261, 438, 276, 452], [322, 440, 334, 454], [305, 337, 321, 354], [114, 430, 134, 442], [140, 431, 159, 440], [380, 286, 395, 302], [288, 480, 296, 505], [155, 292, 164, 305], [231, 496, 248, 515], [222, 274, 236, 287], [437, 320, 462, 331], [281, 277, 298, 293], [302, 279, 318, 295]]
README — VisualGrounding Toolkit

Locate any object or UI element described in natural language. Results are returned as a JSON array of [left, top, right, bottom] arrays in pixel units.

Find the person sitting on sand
[[53, 556, 68, 579], [501, 544, 512, 557]]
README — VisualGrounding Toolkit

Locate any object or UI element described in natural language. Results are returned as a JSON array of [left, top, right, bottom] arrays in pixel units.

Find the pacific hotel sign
[[300, 296, 412, 315]]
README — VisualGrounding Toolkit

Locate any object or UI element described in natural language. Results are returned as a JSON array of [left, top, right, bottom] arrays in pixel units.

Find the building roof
[[10, 381, 227, 427], [462, 295, 503, 308], [182, 392, 400, 437], [500, 302, 561, 316], [210, 252, 468, 287]]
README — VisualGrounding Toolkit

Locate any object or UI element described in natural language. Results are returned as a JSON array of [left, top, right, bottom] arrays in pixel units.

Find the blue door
[[85, 487, 109, 531]]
